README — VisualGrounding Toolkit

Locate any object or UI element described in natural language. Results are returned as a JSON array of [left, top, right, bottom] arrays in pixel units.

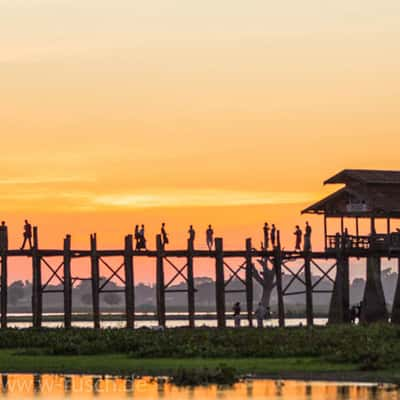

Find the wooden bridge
[[1, 224, 400, 329]]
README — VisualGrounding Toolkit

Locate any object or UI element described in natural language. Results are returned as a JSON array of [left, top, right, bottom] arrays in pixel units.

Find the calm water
[[6, 314, 328, 328], [0, 375, 398, 399]]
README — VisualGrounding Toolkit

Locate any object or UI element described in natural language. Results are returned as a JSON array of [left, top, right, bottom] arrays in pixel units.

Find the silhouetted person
[[188, 225, 195, 243], [20, 220, 33, 250], [294, 225, 302, 251], [233, 302, 241, 328], [161, 223, 169, 246], [270, 224, 276, 248], [263, 223, 270, 249], [134, 225, 140, 250], [206, 225, 214, 251], [138, 224, 147, 250], [0, 221, 7, 252], [304, 221, 312, 251]]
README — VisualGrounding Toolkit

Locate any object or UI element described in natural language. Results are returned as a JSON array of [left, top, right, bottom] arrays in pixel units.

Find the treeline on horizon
[[6, 268, 399, 315]]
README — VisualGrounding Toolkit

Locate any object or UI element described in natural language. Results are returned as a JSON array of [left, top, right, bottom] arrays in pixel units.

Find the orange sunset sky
[[1, 1, 400, 282]]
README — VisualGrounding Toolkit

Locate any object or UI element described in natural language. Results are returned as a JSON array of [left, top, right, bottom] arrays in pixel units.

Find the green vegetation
[[0, 325, 400, 380]]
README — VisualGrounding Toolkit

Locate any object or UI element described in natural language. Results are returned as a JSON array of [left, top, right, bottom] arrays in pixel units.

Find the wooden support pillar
[[274, 241, 285, 327], [324, 215, 328, 250], [361, 255, 388, 323], [391, 258, 400, 323], [63, 235, 72, 329], [187, 238, 195, 328], [355, 217, 359, 238], [328, 249, 350, 324], [0, 226, 8, 329], [304, 251, 314, 327], [90, 234, 100, 329], [156, 234, 166, 328], [124, 235, 135, 329], [32, 227, 42, 328], [245, 238, 253, 327], [215, 238, 226, 328]]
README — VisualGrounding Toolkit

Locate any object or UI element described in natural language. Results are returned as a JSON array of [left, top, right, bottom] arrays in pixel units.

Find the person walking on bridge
[[188, 225, 195, 244], [263, 223, 270, 249], [161, 223, 169, 247], [206, 225, 214, 251], [0, 221, 7, 252], [138, 224, 147, 250], [20, 219, 33, 250], [270, 224, 276, 248], [304, 221, 312, 251], [294, 225, 302, 251]]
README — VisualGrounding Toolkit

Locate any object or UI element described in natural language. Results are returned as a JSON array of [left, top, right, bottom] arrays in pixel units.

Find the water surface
[[0, 375, 398, 399]]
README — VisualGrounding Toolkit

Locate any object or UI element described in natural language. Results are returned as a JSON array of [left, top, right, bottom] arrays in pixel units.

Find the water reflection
[[0, 374, 398, 399]]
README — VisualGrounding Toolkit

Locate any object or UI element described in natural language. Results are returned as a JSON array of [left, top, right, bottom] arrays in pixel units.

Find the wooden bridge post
[[32, 227, 42, 328], [187, 238, 195, 328], [156, 234, 166, 328], [124, 235, 135, 329], [90, 234, 100, 329], [274, 234, 285, 327], [0, 226, 8, 328], [361, 255, 388, 323], [245, 238, 254, 327], [304, 250, 314, 327], [215, 238, 226, 328], [63, 235, 72, 329]]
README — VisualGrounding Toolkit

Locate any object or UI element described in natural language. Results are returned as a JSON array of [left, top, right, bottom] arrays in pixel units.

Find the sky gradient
[[1, 1, 400, 282]]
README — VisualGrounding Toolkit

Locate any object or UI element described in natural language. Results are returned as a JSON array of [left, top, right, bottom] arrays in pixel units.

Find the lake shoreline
[[1, 351, 400, 385]]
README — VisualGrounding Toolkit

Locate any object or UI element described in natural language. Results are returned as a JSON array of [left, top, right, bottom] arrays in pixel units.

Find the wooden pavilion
[[302, 169, 400, 252], [302, 169, 400, 323]]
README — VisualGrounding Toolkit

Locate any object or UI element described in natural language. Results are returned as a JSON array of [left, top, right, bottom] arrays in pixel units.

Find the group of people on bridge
[[263, 221, 313, 252], [0, 220, 313, 253]]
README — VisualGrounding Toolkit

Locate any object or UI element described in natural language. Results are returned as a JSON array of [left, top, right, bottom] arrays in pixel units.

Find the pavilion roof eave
[[301, 188, 348, 215]]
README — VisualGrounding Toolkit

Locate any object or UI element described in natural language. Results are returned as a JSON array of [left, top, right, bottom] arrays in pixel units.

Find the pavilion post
[[391, 258, 400, 323], [361, 255, 388, 323]]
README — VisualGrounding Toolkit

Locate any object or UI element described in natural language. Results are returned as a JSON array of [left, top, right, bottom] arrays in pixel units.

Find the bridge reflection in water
[[0, 374, 398, 399]]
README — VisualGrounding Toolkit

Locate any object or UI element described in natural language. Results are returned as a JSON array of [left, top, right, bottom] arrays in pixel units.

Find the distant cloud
[[0, 177, 95, 185], [93, 190, 316, 208]]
